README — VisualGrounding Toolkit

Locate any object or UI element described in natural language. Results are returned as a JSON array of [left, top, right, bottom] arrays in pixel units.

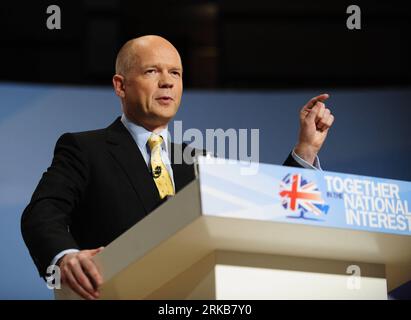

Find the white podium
[[56, 157, 411, 300]]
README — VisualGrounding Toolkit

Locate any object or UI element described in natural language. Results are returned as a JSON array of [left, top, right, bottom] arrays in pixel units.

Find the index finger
[[305, 93, 330, 109]]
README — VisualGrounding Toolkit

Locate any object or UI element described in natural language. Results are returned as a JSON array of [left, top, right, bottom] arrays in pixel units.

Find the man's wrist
[[57, 255, 67, 267], [294, 143, 319, 165], [50, 249, 80, 268]]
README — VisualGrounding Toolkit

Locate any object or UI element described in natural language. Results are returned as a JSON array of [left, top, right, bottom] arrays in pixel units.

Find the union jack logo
[[279, 173, 329, 220]]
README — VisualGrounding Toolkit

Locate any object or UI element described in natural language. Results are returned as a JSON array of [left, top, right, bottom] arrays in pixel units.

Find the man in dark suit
[[21, 35, 334, 299]]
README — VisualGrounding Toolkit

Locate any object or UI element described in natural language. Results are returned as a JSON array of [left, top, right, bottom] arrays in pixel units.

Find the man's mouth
[[155, 96, 174, 105], [156, 96, 173, 101]]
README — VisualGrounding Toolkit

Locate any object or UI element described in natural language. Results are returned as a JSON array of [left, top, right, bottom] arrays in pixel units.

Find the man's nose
[[158, 72, 173, 89]]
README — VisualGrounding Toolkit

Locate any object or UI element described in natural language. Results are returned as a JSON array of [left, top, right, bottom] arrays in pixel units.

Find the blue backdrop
[[1, 82, 410, 299]]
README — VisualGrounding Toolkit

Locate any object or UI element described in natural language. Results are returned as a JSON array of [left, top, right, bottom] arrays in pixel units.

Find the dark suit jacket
[[21, 117, 304, 278]]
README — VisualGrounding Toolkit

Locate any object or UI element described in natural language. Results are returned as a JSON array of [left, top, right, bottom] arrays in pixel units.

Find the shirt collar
[[120, 114, 170, 152]]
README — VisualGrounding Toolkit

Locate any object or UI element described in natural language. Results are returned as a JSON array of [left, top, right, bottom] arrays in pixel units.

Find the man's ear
[[112, 74, 126, 98]]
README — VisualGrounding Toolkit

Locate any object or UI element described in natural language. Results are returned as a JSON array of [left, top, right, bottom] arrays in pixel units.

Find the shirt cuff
[[50, 249, 80, 267], [291, 149, 322, 170]]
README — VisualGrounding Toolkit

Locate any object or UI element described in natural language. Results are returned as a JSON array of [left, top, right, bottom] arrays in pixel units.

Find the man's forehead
[[140, 62, 182, 69], [135, 46, 182, 68]]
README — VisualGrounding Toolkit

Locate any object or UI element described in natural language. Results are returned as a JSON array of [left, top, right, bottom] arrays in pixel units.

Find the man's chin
[[153, 107, 178, 120]]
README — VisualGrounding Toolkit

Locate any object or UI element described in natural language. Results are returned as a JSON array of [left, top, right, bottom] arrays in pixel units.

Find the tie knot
[[147, 134, 163, 151]]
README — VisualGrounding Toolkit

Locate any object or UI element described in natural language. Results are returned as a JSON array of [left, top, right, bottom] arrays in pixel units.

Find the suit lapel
[[105, 117, 161, 214]]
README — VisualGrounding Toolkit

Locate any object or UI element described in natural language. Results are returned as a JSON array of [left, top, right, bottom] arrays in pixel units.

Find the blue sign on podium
[[198, 157, 411, 236]]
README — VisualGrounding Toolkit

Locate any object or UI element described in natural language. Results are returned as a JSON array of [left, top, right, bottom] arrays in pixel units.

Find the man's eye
[[145, 69, 156, 74], [171, 71, 181, 77]]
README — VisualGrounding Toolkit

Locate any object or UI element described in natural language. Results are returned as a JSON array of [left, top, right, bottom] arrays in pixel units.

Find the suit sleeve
[[282, 151, 304, 168], [21, 133, 89, 278]]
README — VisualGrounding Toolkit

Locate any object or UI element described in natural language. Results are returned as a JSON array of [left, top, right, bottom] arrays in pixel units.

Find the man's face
[[122, 42, 183, 130]]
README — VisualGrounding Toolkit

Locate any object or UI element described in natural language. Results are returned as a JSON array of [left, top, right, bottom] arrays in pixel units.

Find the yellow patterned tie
[[147, 134, 175, 199]]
